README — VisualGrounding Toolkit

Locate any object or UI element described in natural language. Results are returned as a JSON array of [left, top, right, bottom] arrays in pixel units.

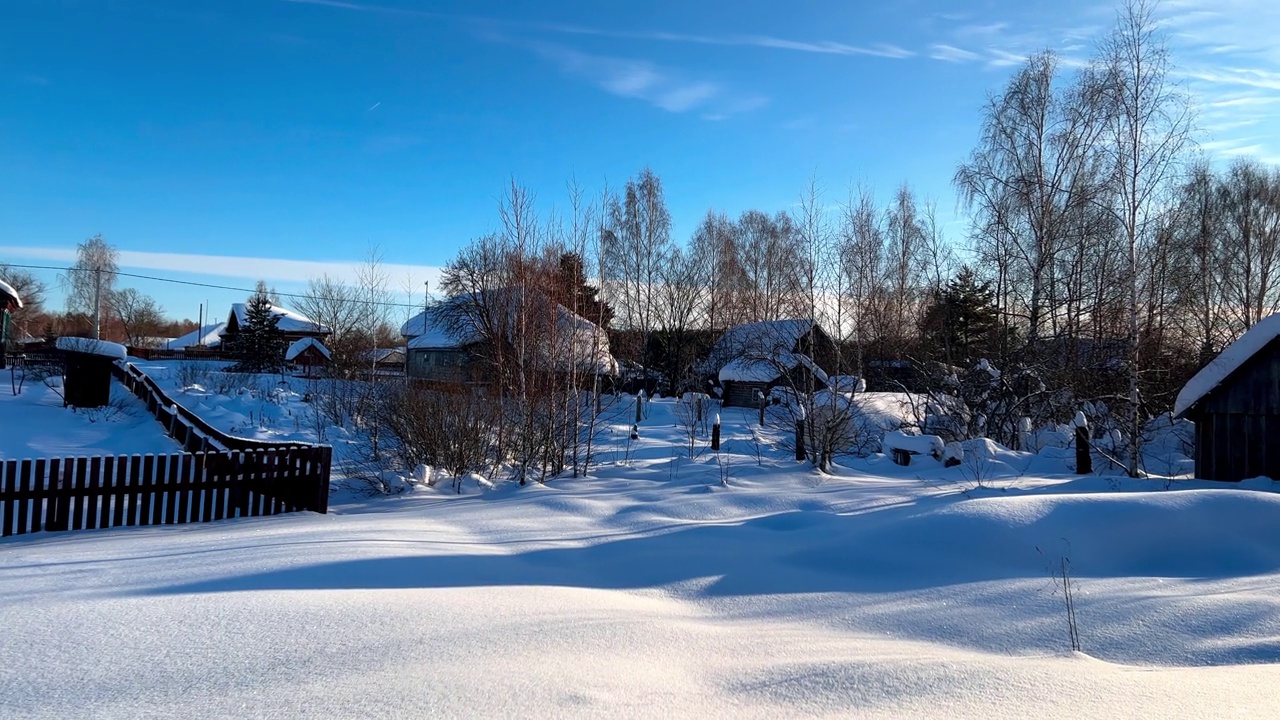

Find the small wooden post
[[757, 391, 766, 427], [795, 405, 807, 462], [635, 391, 644, 424], [1074, 411, 1092, 474], [711, 413, 721, 451]]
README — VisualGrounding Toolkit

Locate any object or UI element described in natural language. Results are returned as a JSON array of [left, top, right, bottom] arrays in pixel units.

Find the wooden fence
[[114, 361, 322, 455], [0, 447, 331, 537]]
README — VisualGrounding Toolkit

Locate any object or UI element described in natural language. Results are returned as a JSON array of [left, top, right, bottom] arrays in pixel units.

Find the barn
[[1174, 313, 1280, 481], [705, 319, 836, 408]]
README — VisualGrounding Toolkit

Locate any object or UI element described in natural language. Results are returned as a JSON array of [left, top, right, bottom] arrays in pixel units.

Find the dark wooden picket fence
[[0, 447, 331, 537], [114, 362, 318, 454]]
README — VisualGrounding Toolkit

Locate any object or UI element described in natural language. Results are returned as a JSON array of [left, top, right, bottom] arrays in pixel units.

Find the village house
[[400, 290, 617, 385], [704, 319, 838, 407], [219, 303, 330, 347]]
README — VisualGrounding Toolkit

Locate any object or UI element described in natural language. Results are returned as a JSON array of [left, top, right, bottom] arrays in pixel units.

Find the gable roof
[[167, 322, 226, 349], [285, 337, 331, 362], [1175, 312, 1280, 417], [228, 303, 329, 335]]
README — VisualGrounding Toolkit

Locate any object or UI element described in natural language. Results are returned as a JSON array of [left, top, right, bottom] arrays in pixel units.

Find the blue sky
[[2, 0, 1278, 323]]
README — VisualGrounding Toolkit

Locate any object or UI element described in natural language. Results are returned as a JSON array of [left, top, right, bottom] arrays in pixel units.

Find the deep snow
[[2, 362, 1279, 718]]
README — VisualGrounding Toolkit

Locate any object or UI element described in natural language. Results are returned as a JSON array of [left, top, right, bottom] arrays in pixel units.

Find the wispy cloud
[[0, 245, 444, 289], [282, 0, 914, 60], [526, 41, 763, 115], [1157, 0, 1280, 163], [929, 44, 980, 63]]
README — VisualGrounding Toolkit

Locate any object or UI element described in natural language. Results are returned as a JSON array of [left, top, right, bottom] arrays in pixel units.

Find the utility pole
[[92, 266, 102, 340]]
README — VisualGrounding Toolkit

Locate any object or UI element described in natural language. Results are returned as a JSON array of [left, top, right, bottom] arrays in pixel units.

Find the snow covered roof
[[55, 336, 127, 360], [285, 337, 331, 362], [0, 278, 22, 308], [167, 323, 227, 350], [718, 352, 830, 385], [1175, 312, 1280, 417], [711, 319, 816, 359], [400, 311, 432, 339], [229, 304, 328, 335], [706, 319, 828, 383], [405, 304, 480, 350], [363, 347, 406, 363], [407, 290, 618, 375]]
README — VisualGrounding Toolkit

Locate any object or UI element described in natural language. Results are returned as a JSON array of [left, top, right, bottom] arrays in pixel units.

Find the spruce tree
[[234, 283, 285, 373], [920, 266, 1000, 366]]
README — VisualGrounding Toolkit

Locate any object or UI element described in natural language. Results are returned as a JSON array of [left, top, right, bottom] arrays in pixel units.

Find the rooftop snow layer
[[229, 303, 328, 334], [718, 352, 829, 385], [0, 278, 22, 308], [55, 336, 128, 359], [1175, 312, 1280, 416], [167, 322, 226, 349], [285, 337, 331, 361]]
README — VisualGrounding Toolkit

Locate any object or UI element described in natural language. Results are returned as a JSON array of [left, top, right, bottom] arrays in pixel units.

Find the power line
[[3, 263, 429, 310]]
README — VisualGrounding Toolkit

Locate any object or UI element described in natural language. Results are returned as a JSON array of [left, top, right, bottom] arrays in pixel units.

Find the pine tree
[[233, 283, 285, 373], [920, 266, 1000, 366]]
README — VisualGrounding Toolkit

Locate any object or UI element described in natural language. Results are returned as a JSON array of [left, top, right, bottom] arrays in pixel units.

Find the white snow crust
[[0, 360, 1275, 718], [55, 336, 128, 359]]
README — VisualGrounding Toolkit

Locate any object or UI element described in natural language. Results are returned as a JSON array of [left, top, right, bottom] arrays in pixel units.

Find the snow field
[[2, 361, 1279, 716]]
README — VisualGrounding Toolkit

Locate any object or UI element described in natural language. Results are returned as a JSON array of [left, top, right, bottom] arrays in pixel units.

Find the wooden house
[[219, 303, 329, 347], [402, 290, 617, 385], [363, 347, 407, 373], [705, 319, 837, 407], [1174, 313, 1280, 481]]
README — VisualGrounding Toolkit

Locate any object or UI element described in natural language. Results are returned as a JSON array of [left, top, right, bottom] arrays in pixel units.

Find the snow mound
[[796, 489, 1280, 583]]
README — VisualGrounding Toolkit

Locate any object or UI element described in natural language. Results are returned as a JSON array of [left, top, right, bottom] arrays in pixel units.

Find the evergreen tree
[[920, 266, 1000, 366], [550, 252, 614, 328], [233, 282, 286, 373]]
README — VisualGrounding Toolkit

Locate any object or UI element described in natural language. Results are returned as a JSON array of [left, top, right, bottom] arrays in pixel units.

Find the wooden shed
[[1174, 313, 1280, 481], [286, 337, 331, 377], [56, 337, 127, 409]]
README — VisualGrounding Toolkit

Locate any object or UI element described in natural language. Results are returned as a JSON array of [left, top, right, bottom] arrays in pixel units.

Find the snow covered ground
[[2, 362, 1280, 717], [0, 374, 178, 459]]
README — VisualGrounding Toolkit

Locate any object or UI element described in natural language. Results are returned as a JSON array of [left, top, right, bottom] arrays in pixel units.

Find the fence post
[[1074, 411, 1092, 474], [711, 414, 721, 452], [314, 446, 332, 514]]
